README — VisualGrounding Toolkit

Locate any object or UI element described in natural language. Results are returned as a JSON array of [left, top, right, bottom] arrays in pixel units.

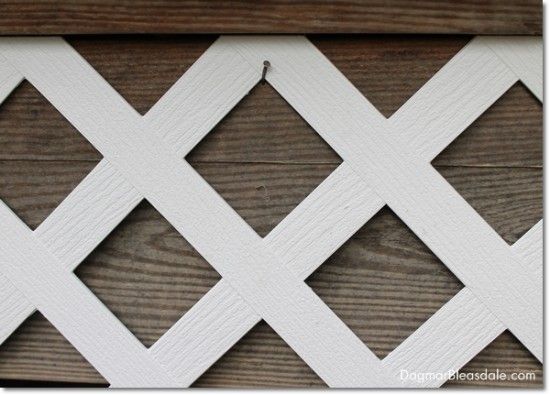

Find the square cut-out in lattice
[[434, 83, 542, 245], [0, 80, 101, 229], [307, 206, 464, 359], [187, 82, 342, 237], [75, 201, 221, 348]]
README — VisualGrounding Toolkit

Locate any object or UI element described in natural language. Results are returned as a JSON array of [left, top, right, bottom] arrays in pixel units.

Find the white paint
[[0, 202, 181, 387], [229, 35, 542, 360], [0, 35, 542, 387], [0, 56, 21, 104], [479, 36, 543, 101]]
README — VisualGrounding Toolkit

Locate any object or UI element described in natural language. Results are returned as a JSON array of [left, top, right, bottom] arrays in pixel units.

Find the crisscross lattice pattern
[[0, 35, 542, 388]]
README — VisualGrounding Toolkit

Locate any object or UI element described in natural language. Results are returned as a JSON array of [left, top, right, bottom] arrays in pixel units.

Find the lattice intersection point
[[0, 35, 543, 388]]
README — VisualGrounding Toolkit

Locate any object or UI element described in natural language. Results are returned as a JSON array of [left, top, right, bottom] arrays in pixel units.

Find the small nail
[[261, 60, 270, 84]]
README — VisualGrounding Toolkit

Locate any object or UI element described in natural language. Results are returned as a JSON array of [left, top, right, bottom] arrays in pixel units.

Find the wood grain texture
[[0, 164, 541, 386], [0, 80, 101, 161], [480, 37, 543, 101], [0, 36, 542, 387], [194, 321, 325, 388], [230, 35, 542, 358], [0, 199, 181, 386], [438, 166, 542, 245], [307, 207, 464, 360], [5, 37, 399, 387], [444, 331, 543, 388], [0, 1, 541, 35], [67, 36, 217, 115], [0, 37, 540, 168], [0, 312, 105, 384], [0, 160, 98, 229], [433, 83, 542, 168], [311, 35, 471, 118], [75, 201, 222, 348]]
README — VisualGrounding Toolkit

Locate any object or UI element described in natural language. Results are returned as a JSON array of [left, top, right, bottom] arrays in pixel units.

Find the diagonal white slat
[[0, 35, 542, 387], [0, 159, 142, 344], [0, 56, 22, 104], [478, 36, 543, 101], [150, 39, 527, 385], [0, 36, 517, 352], [151, 38, 542, 386], [0, 37, 399, 387], [383, 219, 543, 387], [111, 34, 548, 386], [227, 35, 542, 361], [390, 37, 518, 162], [0, 201, 181, 387], [510, 220, 543, 289], [384, 288, 505, 387], [0, 37, 258, 343]]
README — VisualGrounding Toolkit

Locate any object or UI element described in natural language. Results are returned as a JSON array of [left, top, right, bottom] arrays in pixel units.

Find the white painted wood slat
[[0, 35, 542, 387], [227, 35, 542, 361], [0, 202, 181, 387], [0, 37, 398, 388]]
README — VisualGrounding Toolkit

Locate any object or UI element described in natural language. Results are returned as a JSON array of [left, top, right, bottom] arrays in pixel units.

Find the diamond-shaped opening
[[0, 312, 107, 386], [75, 200, 221, 347], [194, 320, 325, 388], [307, 206, 464, 359], [311, 35, 470, 118], [444, 331, 542, 388], [68, 36, 216, 115], [0, 80, 102, 229], [434, 83, 542, 244], [187, 82, 342, 237]]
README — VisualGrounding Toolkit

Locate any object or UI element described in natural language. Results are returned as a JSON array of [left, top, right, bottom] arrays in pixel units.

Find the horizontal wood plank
[[0, 37, 541, 168], [0, 35, 542, 387], [444, 331, 543, 388], [0, 1, 541, 35], [0, 162, 542, 387]]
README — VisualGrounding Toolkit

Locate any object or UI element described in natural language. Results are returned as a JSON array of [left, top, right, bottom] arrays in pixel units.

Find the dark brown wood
[[443, 331, 543, 388], [0, 35, 542, 388], [0, 36, 541, 168], [0, 1, 541, 35], [0, 165, 542, 386]]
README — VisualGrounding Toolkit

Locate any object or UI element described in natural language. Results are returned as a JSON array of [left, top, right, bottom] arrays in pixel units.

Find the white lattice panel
[[0, 35, 543, 388]]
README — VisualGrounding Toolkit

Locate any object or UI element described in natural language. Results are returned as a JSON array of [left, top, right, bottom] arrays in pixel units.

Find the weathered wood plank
[[439, 167, 542, 245], [67, 36, 217, 115], [0, 160, 99, 229], [0, 163, 542, 386], [76, 201, 222, 348], [0, 161, 541, 249], [0, 312, 105, 384], [194, 321, 325, 388], [433, 83, 542, 168], [311, 35, 471, 118], [0, 1, 541, 35], [0, 39, 400, 387], [444, 331, 543, 388], [0, 37, 541, 168], [0, 35, 542, 387]]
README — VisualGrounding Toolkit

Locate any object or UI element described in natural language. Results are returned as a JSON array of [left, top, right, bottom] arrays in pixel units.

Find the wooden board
[[0, 1, 541, 35], [0, 36, 542, 387]]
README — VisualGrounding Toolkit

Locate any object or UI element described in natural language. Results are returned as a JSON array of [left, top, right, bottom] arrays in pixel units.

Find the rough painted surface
[[0, 35, 540, 385]]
